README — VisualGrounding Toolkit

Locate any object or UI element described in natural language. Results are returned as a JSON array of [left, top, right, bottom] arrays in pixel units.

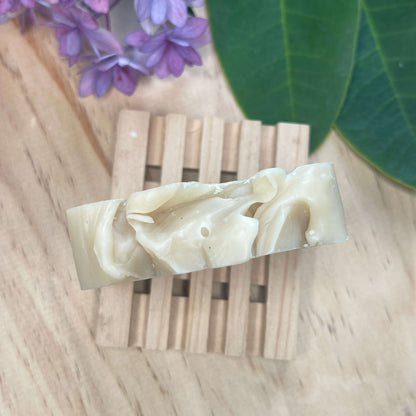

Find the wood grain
[[1, 17, 416, 416], [263, 122, 310, 360], [97, 112, 307, 357], [225, 120, 262, 356], [129, 294, 149, 347], [145, 114, 187, 350], [185, 116, 224, 353], [95, 110, 150, 347]]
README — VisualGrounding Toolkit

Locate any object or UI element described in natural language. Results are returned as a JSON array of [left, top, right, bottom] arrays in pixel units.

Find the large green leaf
[[336, 1, 416, 189], [206, 0, 360, 151]]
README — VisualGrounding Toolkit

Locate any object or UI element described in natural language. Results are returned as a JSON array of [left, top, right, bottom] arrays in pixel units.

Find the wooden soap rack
[[95, 110, 309, 360]]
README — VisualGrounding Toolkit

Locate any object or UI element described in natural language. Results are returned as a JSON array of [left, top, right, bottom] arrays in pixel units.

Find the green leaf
[[336, 1, 416, 189], [206, 0, 360, 151]]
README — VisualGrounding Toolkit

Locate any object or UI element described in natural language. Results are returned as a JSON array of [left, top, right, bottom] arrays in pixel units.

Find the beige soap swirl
[[67, 163, 348, 289]]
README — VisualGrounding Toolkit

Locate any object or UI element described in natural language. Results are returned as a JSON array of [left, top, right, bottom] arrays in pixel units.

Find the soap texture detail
[[67, 163, 348, 289]]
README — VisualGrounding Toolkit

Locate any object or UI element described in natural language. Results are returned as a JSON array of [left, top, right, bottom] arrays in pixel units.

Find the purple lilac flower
[[18, 7, 36, 30], [0, 0, 57, 15], [58, 0, 76, 8], [0, 0, 53, 31], [124, 29, 149, 47], [135, 0, 204, 28], [1, 0, 33, 30], [79, 49, 150, 97], [46, 5, 123, 64], [137, 16, 209, 78], [0, 0, 11, 14], [0, 0, 32, 14], [84, 0, 109, 14], [1, 0, 210, 98]]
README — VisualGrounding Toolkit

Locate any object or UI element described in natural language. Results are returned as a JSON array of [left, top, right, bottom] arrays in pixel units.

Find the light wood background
[[1, 15, 416, 416]]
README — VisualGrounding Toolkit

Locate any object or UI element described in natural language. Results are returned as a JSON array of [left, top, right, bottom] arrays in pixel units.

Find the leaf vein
[[289, 52, 333, 64], [386, 57, 416, 62], [362, 96, 396, 129], [355, 48, 378, 64], [285, 9, 332, 24], [363, 1, 416, 142], [344, 71, 385, 103], [390, 126, 410, 142], [367, 2, 416, 12], [280, 0, 295, 119], [397, 93, 416, 99], [267, 83, 290, 94], [235, 57, 287, 81], [378, 26, 416, 39], [294, 81, 324, 93]]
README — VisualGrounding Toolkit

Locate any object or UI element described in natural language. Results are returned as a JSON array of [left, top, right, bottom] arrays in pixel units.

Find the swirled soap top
[[67, 163, 348, 289]]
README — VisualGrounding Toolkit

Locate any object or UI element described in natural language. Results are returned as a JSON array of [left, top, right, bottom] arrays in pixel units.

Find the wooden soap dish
[[94, 110, 309, 360]]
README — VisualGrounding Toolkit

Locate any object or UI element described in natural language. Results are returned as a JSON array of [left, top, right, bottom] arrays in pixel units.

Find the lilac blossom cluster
[[0, 0, 210, 96]]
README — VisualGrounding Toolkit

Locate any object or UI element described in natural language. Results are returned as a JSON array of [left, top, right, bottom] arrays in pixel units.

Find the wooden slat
[[168, 297, 188, 350], [129, 294, 149, 347], [251, 256, 267, 286], [275, 123, 310, 172], [222, 121, 240, 173], [260, 125, 277, 170], [244, 125, 277, 350], [184, 270, 213, 352], [184, 118, 203, 169], [146, 116, 208, 171], [207, 299, 227, 354], [145, 114, 187, 350], [264, 122, 309, 360], [144, 180, 160, 190], [246, 302, 266, 356], [95, 112, 310, 359], [95, 110, 150, 347], [225, 120, 262, 356], [147, 116, 164, 167], [249, 126, 277, 288], [198, 117, 225, 185], [213, 267, 229, 283], [235, 120, 261, 178], [264, 252, 299, 359], [185, 117, 224, 353]]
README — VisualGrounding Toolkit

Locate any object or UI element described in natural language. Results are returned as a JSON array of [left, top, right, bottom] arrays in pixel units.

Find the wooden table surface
[[1, 18, 416, 416]]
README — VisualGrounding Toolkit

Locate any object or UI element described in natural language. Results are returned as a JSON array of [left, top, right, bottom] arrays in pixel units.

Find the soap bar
[[67, 163, 348, 289]]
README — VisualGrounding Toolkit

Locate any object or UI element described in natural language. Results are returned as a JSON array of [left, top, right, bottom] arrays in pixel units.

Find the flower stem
[[110, 0, 123, 10], [105, 13, 111, 31]]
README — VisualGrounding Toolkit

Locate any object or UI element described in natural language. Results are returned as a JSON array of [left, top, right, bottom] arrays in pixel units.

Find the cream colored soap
[[67, 163, 348, 289]]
